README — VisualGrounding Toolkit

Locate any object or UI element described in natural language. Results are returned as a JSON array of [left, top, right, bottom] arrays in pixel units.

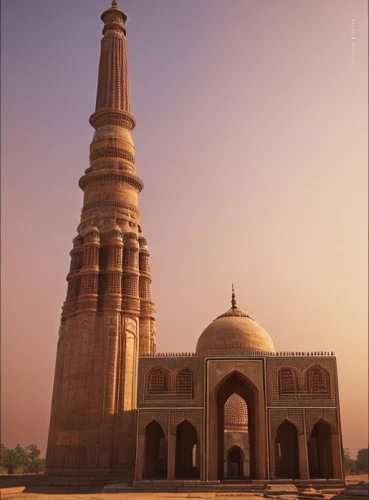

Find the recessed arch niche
[[216, 371, 258, 479]]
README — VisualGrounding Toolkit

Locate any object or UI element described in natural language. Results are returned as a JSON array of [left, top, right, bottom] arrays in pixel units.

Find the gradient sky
[[2, 0, 368, 459]]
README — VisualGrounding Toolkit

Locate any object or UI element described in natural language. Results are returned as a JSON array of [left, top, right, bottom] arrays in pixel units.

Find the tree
[[25, 444, 41, 461], [356, 448, 369, 473], [24, 444, 44, 475], [1, 446, 30, 475], [344, 448, 359, 474], [27, 457, 45, 474]]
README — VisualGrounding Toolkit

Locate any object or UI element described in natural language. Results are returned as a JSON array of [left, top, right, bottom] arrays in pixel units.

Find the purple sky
[[2, 0, 368, 458]]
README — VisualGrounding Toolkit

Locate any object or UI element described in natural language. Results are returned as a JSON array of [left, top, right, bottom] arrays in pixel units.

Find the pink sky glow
[[2, 0, 368, 459]]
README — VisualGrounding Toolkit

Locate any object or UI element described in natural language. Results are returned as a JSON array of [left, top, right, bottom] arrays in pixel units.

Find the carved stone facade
[[46, 1, 344, 484], [136, 352, 343, 481]]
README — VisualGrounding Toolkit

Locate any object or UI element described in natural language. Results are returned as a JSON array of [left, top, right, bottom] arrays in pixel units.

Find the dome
[[196, 289, 274, 356]]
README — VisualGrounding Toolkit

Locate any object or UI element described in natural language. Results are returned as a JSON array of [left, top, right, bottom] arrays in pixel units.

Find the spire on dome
[[231, 284, 237, 309], [112, 0, 118, 6]]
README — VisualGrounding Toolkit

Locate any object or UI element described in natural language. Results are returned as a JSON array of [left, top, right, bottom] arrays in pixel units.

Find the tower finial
[[231, 284, 237, 309], [112, 0, 118, 7]]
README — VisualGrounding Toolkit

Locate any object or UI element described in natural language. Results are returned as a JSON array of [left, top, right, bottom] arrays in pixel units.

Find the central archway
[[216, 371, 257, 479]]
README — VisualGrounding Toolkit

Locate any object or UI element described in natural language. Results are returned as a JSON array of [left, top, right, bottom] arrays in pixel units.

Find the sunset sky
[[2, 0, 368, 459]]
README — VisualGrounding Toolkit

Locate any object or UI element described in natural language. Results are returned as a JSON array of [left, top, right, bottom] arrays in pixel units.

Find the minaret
[[46, 1, 155, 477]]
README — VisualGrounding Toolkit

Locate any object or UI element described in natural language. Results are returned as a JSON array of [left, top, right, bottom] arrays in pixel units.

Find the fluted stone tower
[[46, 0, 155, 477]]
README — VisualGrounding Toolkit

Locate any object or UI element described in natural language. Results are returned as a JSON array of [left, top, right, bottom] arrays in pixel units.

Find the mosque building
[[46, 1, 345, 484]]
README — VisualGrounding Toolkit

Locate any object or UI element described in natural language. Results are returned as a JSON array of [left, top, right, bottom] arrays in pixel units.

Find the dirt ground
[[345, 474, 368, 483], [6, 493, 267, 500], [3, 475, 368, 500]]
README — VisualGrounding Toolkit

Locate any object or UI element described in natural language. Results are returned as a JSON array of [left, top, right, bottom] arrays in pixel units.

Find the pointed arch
[[175, 419, 199, 479], [275, 420, 300, 479], [144, 420, 167, 479], [227, 445, 244, 478], [308, 419, 333, 478], [216, 371, 257, 479]]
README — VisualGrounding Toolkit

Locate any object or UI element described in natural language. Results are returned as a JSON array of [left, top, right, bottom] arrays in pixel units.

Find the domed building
[[137, 288, 343, 483], [46, 0, 344, 488]]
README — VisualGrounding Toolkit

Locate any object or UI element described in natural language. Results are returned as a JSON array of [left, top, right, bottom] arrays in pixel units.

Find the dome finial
[[112, 0, 118, 7], [231, 283, 237, 309]]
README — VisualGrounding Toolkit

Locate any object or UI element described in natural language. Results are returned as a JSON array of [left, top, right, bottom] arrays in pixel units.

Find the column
[[167, 431, 176, 480], [138, 234, 155, 356], [135, 432, 145, 480], [331, 434, 343, 479], [298, 433, 309, 479], [62, 235, 84, 317]]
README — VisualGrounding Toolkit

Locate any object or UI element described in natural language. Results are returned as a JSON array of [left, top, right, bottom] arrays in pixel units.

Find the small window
[[279, 368, 298, 394], [308, 367, 329, 394], [176, 369, 193, 395], [147, 368, 167, 393]]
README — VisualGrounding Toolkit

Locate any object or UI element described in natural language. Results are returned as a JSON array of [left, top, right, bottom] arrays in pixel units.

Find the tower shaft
[[46, 2, 155, 477]]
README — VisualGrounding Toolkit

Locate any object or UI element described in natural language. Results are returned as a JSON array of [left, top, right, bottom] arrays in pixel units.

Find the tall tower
[[46, 1, 155, 477]]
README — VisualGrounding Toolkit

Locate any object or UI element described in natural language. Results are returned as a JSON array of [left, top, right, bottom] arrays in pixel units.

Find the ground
[[1, 475, 367, 500], [345, 474, 368, 483]]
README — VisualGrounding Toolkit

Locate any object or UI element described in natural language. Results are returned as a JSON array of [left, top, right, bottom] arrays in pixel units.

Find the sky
[[1, 0, 368, 459]]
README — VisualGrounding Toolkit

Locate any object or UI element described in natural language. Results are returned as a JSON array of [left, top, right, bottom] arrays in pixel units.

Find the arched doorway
[[175, 420, 200, 479], [144, 421, 167, 479], [217, 372, 257, 479], [308, 420, 333, 479], [227, 446, 243, 478], [223, 393, 250, 478], [275, 420, 300, 479]]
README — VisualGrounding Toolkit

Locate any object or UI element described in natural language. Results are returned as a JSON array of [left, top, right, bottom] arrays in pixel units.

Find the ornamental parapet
[[145, 349, 336, 358]]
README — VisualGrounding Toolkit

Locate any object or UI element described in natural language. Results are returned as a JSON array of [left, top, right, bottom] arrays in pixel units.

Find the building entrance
[[217, 372, 256, 479], [227, 446, 243, 478]]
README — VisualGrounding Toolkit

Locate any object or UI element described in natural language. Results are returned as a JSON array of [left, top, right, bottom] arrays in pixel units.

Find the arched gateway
[[216, 372, 258, 479]]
